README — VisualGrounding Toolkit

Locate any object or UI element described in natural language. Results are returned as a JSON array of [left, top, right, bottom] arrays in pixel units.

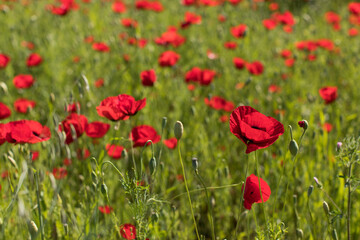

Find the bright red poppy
[[4, 120, 51, 144], [106, 144, 124, 159], [158, 51, 180, 67], [77, 148, 90, 160], [319, 86, 338, 104], [0, 124, 6, 145], [246, 61, 264, 75], [130, 125, 161, 147], [204, 96, 234, 112], [135, 0, 163, 12], [112, 1, 126, 13], [181, 11, 202, 28], [13, 74, 35, 89], [98, 205, 113, 214], [0, 54, 10, 68], [96, 94, 146, 121], [92, 42, 110, 52], [243, 174, 271, 210], [121, 18, 138, 28], [59, 113, 88, 144], [66, 102, 80, 113], [231, 24, 247, 38], [14, 98, 36, 113], [26, 53, 42, 67], [85, 121, 110, 138], [224, 41, 237, 49], [31, 151, 39, 161], [140, 69, 156, 86], [185, 67, 216, 85], [349, 2, 360, 15], [230, 106, 284, 153], [163, 137, 178, 149], [94, 78, 104, 88], [155, 27, 186, 47], [0, 103, 11, 120], [119, 223, 136, 240], [233, 57, 247, 69]]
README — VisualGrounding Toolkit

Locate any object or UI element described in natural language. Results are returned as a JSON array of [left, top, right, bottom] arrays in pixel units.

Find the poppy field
[[1, 0, 360, 239]]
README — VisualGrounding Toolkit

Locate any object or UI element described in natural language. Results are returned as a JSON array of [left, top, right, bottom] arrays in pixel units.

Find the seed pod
[[289, 139, 299, 157], [174, 121, 183, 140], [29, 220, 38, 234], [192, 157, 198, 173], [323, 201, 330, 215], [162, 117, 167, 130], [149, 157, 156, 175]]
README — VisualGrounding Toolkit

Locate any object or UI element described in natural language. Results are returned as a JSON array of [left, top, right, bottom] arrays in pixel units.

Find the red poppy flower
[[92, 42, 110, 52], [21, 41, 35, 50], [31, 151, 39, 161], [349, 2, 360, 15], [155, 28, 186, 47], [224, 41, 237, 49], [181, 11, 202, 28], [0, 124, 6, 145], [220, 115, 229, 123], [59, 113, 88, 144], [263, 19, 277, 30], [95, 78, 104, 88], [218, 14, 226, 22], [77, 148, 90, 160], [4, 120, 51, 144], [112, 1, 126, 13], [0, 54, 10, 68], [14, 98, 36, 113], [246, 61, 264, 75], [275, 11, 295, 26], [135, 0, 163, 12], [319, 86, 338, 104], [205, 96, 234, 112], [13, 74, 35, 89], [285, 58, 295, 67], [98, 205, 113, 214], [1, 170, 9, 179], [229, 0, 242, 5], [280, 49, 292, 59], [140, 69, 156, 86], [325, 12, 340, 25], [243, 174, 271, 210], [185, 67, 216, 85], [130, 125, 161, 147], [233, 57, 247, 69], [231, 24, 247, 38], [119, 223, 136, 240], [158, 51, 180, 67], [51, 5, 70, 16], [269, 2, 278, 11], [323, 122, 333, 132], [63, 158, 72, 165], [0, 102, 11, 120], [66, 102, 80, 113], [26, 53, 42, 67], [348, 28, 358, 36], [268, 85, 281, 93], [53, 167, 67, 179], [163, 137, 178, 149], [185, 67, 202, 83], [85, 121, 110, 138], [121, 18, 138, 28], [96, 94, 146, 121], [230, 106, 284, 153], [106, 144, 124, 159], [84, 36, 94, 44]]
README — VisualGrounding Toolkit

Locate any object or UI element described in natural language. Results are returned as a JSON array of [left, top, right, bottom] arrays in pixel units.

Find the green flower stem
[[255, 151, 268, 233], [177, 140, 200, 240], [35, 172, 44, 240]]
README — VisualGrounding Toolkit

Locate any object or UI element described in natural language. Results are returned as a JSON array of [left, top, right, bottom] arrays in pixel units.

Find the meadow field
[[0, 0, 360, 239]]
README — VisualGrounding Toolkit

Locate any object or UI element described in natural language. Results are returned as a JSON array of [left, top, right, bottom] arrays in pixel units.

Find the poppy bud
[[289, 139, 299, 157], [298, 120, 308, 130], [50, 93, 56, 103], [149, 157, 156, 175], [323, 201, 330, 215], [63, 223, 69, 235], [162, 117, 167, 130], [307, 185, 314, 197], [101, 183, 108, 197], [314, 177, 323, 189], [296, 229, 303, 239], [192, 157, 198, 173], [224, 166, 229, 177], [29, 220, 38, 234], [332, 229, 338, 240], [174, 121, 183, 140], [336, 142, 342, 151], [122, 149, 128, 160]]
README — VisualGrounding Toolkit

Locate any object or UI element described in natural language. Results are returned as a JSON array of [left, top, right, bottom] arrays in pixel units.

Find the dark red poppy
[[243, 174, 271, 210], [163, 137, 177, 149], [4, 120, 51, 144], [53, 167, 67, 179], [130, 125, 161, 147], [26, 53, 42, 67], [13, 74, 35, 89], [140, 69, 156, 86], [98, 205, 113, 214], [31, 151, 39, 161], [231, 24, 247, 38], [92, 42, 110, 52], [85, 121, 110, 138], [66, 102, 80, 113], [63, 158, 72, 166], [233, 57, 247, 69], [0, 102, 11, 120], [14, 98, 36, 113], [246, 61, 264, 75], [319, 86, 337, 104], [112, 1, 126, 13], [119, 223, 136, 240], [0, 54, 10, 69], [96, 94, 146, 121], [158, 51, 180, 67], [106, 144, 124, 159], [59, 113, 88, 144], [230, 106, 284, 153]]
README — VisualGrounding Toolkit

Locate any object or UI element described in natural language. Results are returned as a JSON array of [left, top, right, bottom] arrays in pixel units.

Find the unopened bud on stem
[[174, 121, 183, 140]]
